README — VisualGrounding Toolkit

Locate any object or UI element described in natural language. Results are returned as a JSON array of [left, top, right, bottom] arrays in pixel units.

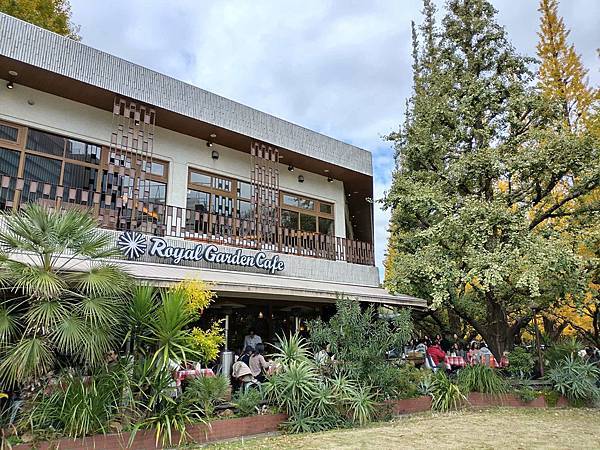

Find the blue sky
[[70, 0, 600, 278]]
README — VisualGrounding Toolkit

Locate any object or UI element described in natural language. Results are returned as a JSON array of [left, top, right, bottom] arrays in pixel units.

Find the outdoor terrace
[[0, 175, 375, 266]]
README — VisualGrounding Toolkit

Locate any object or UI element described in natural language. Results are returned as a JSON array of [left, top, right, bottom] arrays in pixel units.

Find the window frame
[[0, 120, 169, 206], [279, 191, 334, 235]]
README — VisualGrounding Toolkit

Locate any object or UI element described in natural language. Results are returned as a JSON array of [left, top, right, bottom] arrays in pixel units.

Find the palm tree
[[0, 205, 131, 388]]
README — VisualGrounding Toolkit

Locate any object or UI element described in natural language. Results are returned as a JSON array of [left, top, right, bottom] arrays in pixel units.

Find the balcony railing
[[0, 176, 375, 266]]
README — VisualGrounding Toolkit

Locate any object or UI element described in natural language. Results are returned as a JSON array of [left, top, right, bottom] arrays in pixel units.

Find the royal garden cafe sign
[[117, 231, 285, 274]]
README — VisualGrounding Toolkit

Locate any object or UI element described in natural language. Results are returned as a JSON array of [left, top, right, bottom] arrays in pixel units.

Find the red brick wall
[[13, 413, 287, 450]]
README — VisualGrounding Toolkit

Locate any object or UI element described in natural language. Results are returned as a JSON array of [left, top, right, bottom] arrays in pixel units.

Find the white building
[[0, 13, 424, 346]]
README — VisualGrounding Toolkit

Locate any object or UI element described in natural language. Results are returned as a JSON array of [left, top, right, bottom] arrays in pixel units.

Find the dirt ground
[[201, 408, 600, 450]]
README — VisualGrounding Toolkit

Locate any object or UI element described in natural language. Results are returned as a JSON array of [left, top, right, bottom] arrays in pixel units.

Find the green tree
[[0, 0, 80, 39], [535, 0, 600, 345], [384, 0, 599, 359], [0, 205, 129, 388]]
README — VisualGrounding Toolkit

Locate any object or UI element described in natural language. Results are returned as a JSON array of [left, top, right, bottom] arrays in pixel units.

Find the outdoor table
[[175, 368, 215, 387], [444, 355, 466, 370]]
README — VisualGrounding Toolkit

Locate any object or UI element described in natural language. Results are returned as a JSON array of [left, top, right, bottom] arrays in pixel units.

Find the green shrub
[[380, 365, 430, 400], [186, 375, 229, 417], [542, 389, 560, 407], [232, 388, 264, 417], [308, 296, 412, 389], [457, 364, 507, 395], [264, 334, 376, 433], [546, 356, 600, 405], [515, 386, 539, 403], [429, 371, 466, 412], [20, 362, 133, 439], [506, 347, 535, 379], [544, 338, 583, 368]]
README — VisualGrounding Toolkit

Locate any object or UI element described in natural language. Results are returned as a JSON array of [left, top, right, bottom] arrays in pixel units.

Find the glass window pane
[[142, 160, 166, 177], [190, 171, 212, 187], [0, 147, 20, 177], [211, 194, 233, 216], [299, 198, 315, 210], [300, 214, 317, 232], [26, 129, 65, 157], [237, 181, 252, 199], [320, 203, 332, 214], [63, 163, 98, 191], [23, 154, 61, 183], [237, 199, 253, 220], [109, 151, 132, 168], [140, 180, 166, 205], [282, 194, 299, 207], [65, 139, 101, 164], [0, 124, 18, 142], [319, 217, 334, 236], [187, 189, 210, 214], [212, 176, 231, 192], [281, 209, 298, 229]]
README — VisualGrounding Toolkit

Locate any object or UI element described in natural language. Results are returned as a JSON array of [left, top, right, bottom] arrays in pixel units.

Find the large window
[[0, 121, 169, 209], [187, 169, 251, 220], [281, 192, 334, 235]]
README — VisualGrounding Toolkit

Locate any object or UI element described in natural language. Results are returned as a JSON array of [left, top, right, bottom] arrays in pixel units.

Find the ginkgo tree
[[384, 0, 599, 359]]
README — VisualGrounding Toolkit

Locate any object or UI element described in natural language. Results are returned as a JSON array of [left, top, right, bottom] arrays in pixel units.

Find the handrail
[[0, 175, 375, 265]]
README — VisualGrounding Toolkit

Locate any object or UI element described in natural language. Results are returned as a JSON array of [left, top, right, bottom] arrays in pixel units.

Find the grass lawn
[[202, 408, 600, 450]]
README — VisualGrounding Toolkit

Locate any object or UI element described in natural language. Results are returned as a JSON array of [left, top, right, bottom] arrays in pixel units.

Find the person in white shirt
[[243, 329, 262, 350]]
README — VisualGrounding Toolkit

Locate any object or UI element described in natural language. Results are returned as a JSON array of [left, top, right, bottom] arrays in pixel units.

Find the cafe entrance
[[194, 298, 336, 352]]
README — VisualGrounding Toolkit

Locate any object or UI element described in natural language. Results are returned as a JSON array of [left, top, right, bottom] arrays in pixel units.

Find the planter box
[[13, 413, 287, 450], [468, 392, 547, 408], [387, 396, 432, 415]]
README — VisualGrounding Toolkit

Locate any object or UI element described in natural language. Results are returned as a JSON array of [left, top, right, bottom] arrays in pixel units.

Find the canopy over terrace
[[116, 258, 426, 308]]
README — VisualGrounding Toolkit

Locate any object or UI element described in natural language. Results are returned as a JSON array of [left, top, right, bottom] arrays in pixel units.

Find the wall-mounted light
[[210, 133, 217, 139], [298, 175, 304, 183], [211, 150, 219, 160], [288, 165, 294, 172], [6, 81, 13, 89], [206, 141, 213, 147], [327, 177, 333, 183], [258, 311, 264, 319]]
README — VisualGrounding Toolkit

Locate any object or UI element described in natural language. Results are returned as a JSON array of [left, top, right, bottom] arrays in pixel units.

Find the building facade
[[0, 14, 424, 347]]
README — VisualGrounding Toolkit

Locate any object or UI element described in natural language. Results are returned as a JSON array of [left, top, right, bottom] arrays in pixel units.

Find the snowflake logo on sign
[[117, 231, 147, 259]]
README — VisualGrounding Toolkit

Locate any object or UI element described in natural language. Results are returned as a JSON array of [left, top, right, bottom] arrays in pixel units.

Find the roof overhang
[[6, 252, 427, 309]]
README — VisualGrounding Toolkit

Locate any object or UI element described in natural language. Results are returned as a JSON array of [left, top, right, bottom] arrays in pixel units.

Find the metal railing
[[0, 175, 375, 266]]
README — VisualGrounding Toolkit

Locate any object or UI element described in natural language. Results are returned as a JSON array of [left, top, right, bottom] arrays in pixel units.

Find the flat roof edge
[[0, 13, 373, 176]]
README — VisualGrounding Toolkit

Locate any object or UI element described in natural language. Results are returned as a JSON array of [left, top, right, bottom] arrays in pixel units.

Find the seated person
[[426, 341, 446, 367], [249, 343, 271, 382]]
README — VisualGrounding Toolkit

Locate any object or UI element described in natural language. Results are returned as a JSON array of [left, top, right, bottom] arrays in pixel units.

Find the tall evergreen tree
[[536, 0, 600, 344], [537, 0, 594, 131], [384, 0, 600, 358]]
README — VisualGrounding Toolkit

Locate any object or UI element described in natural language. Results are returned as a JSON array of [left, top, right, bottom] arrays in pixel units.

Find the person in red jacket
[[427, 341, 446, 366]]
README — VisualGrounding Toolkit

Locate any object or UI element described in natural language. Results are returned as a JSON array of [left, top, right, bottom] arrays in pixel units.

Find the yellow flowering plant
[[190, 321, 226, 364], [171, 279, 216, 315]]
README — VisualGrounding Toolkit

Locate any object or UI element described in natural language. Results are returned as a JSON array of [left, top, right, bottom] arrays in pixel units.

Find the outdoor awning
[[118, 258, 427, 308], [8, 253, 427, 309]]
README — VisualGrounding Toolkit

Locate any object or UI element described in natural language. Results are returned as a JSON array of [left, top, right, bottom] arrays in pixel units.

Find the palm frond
[[23, 298, 70, 331], [12, 264, 67, 299], [74, 296, 124, 327], [50, 314, 86, 356], [66, 263, 130, 298], [0, 336, 54, 388], [0, 302, 22, 344]]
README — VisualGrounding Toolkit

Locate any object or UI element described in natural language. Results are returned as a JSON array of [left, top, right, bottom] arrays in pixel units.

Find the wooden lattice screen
[[102, 97, 157, 229], [250, 142, 280, 249]]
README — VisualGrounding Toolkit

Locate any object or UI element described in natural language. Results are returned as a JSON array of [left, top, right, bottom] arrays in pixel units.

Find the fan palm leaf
[[0, 336, 54, 388], [0, 205, 131, 386], [67, 264, 130, 298]]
